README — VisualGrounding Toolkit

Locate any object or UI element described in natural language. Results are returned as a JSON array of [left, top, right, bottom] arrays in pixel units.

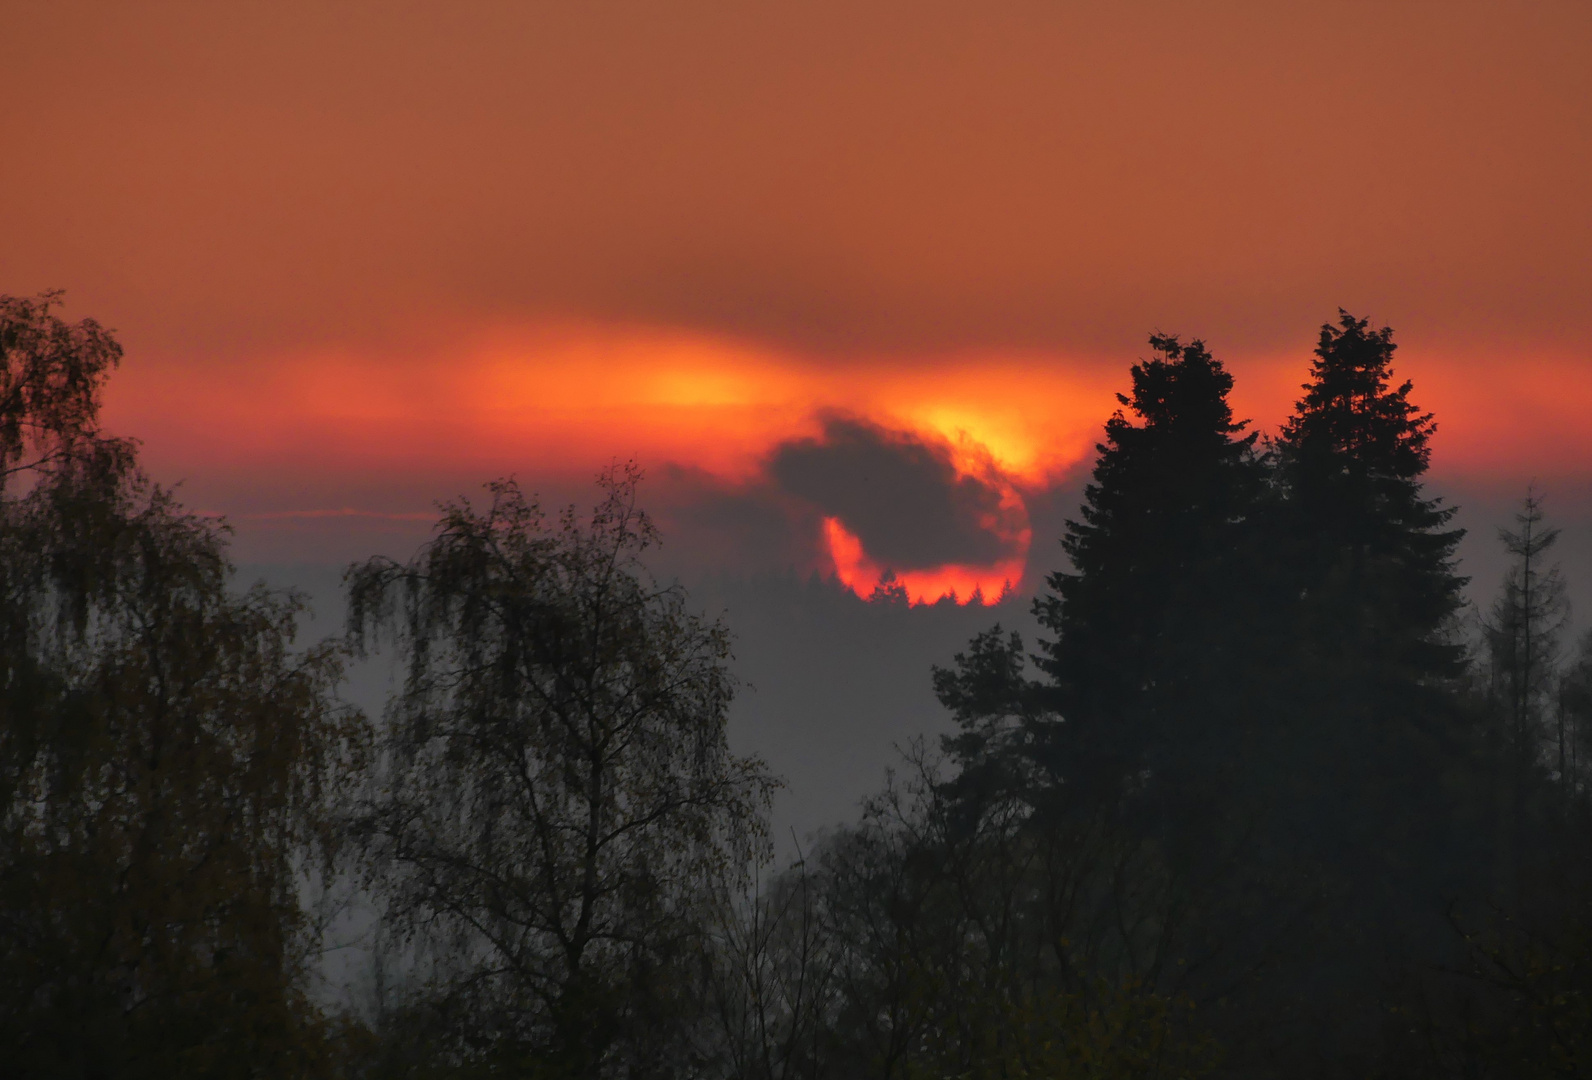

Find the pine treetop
[[1280, 309, 1434, 484]]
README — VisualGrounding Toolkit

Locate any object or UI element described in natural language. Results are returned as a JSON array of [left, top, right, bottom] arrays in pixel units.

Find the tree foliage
[[1485, 486, 1571, 776], [929, 316, 1497, 1075], [1036, 334, 1263, 806], [346, 469, 775, 1077], [700, 747, 1213, 1080], [1277, 309, 1466, 680], [11, 293, 1592, 1079], [0, 294, 363, 1077], [0, 290, 123, 489]]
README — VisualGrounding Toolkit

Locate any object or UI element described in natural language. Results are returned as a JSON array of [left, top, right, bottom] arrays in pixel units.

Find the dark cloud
[[645, 464, 819, 580], [767, 415, 1023, 570]]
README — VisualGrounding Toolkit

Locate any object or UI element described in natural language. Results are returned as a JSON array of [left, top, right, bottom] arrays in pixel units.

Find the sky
[[6, 0, 1590, 840], [4, 2, 1592, 576], [5, 1, 1590, 600]]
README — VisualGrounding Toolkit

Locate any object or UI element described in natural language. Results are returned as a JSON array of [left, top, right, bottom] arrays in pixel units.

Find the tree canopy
[[344, 469, 775, 1078], [0, 294, 362, 1078], [6, 294, 1592, 1079]]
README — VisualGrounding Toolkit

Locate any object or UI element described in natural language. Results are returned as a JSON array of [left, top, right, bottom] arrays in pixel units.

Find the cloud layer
[[768, 415, 1025, 571], [8, 1, 1584, 584], [3, 2, 1587, 362]]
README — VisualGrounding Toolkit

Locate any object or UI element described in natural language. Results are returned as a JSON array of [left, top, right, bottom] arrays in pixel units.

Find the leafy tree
[[0, 294, 362, 1077], [1445, 880, 1592, 1078], [699, 851, 841, 1080], [0, 290, 123, 489], [774, 749, 1210, 1080], [346, 469, 775, 1078]]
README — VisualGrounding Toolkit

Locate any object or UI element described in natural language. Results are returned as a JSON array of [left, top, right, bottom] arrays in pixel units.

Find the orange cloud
[[103, 322, 1592, 581], [823, 516, 1028, 607], [109, 324, 1126, 483]]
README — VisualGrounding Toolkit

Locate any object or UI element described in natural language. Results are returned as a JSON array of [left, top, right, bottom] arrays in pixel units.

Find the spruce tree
[[1276, 310, 1466, 681], [1034, 333, 1261, 803], [1485, 486, 1570, 779], [1269, 311, 1470, 863], [1266, 311, 1475, 915], [1251, 312, 1478, 1070], [931, 334, 1308, 1072], [1561, 631, 1592, 793]]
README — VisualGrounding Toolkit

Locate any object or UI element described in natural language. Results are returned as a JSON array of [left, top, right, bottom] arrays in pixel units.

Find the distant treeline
[[3, 292, 1591, 1079]]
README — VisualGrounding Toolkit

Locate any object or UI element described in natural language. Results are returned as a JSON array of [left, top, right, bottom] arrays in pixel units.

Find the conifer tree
[[1561, 631, 1592, 792], [1034, 333, 1261, 802], [1242, 312, 1481, 1070], [1485, 486, 1570, 779], [1267, 312, 1472, 865], [1276, 310, 1466, 681]]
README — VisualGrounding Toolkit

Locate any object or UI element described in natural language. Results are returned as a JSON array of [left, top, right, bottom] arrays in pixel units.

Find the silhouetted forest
[[6, 292, 1592, 1079]]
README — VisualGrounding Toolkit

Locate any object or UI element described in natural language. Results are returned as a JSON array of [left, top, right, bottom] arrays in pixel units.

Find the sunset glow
[[101, 323, 1592, 581], [822, 516, 1028, 606], [102, 326, 1124, 583], [8, 6, 1592, 1065], [107, 331, 1119, 480], [2, 0, 1585, 584]]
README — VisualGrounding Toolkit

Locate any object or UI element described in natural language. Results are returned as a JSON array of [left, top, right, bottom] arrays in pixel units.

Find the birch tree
[[347, 469, 774, 1078]]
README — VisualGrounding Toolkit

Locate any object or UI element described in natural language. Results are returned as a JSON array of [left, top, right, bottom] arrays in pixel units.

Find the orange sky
[[92, 326, 1592, 600], [3, 2, 1589, 599], [99, 326, 1592, 483]]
